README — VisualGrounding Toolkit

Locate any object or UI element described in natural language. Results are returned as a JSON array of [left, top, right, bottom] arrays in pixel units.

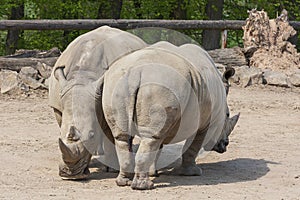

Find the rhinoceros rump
[[49, 26, 147, 179], [101, 43, 239, 190]]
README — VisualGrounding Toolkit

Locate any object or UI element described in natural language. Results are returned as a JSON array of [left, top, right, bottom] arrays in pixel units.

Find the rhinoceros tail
[[127, 85, 139, 152]]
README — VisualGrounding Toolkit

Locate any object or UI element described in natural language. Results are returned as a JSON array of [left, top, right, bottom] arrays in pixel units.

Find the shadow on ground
[[155, 158, 278, 187], [83, 157, 277, 188]]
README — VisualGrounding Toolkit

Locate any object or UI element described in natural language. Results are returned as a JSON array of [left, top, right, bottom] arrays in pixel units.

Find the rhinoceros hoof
[[179, 165, 202, 176], [116, 176, 132, 186], [131, 177, 154, 190]]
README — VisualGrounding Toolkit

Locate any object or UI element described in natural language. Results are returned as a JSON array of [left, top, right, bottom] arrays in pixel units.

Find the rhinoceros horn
[[58, 138, 85, 162], [227, 113, 240, 137], [54, 66, 67, 89]]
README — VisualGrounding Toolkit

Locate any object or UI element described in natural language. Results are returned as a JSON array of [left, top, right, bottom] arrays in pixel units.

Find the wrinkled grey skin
[[48, 26, 147, 179], [102, 44, 240, 190]]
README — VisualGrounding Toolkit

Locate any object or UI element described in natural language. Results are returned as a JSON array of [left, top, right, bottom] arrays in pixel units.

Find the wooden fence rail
[[1, 19, 300, 31]]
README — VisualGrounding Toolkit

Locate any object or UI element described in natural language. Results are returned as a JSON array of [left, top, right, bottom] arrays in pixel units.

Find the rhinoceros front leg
[[114, 132, 134, 186], [180, 129, 207, 176], [131, 138, 162, 190]]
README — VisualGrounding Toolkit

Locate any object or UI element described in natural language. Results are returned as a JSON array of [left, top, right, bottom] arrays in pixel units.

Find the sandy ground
[[0, 85, 300, 200]]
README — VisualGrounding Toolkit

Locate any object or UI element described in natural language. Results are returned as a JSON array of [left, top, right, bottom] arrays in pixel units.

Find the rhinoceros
[[101, 42, 239, 190], [48, 26, 147, 179]]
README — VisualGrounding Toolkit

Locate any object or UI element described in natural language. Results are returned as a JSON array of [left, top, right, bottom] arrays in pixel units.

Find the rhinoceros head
[[54, 67, 104, 179], [212, 67, 240, 153], [212, 113, 240, 153]]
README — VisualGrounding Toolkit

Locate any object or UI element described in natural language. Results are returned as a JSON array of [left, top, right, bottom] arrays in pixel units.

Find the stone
[[18, 67, 45, 89], [44, 78, 50, 88], [0, 70, 19, 94], [263, 70, 291, 87], [36, 62, 53, 79], [19, 67, 38, 79], [233, 66, 263, 87], [215, 63, 226, 74], [289, 73, 300, 87]]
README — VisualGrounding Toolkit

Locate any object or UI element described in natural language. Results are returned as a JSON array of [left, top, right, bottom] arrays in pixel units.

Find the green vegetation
[[1, 0, 300, 55]]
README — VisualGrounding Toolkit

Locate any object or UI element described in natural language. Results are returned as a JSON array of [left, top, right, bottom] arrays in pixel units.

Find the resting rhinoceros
[[101, 42, 239, 190], [48, 26, 147, 179]]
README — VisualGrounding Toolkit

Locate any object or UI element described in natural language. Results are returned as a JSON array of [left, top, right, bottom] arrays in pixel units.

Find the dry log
[[6, 47, 60, 58], [0, 57, 57, 72], [208, 47, 248, 67]]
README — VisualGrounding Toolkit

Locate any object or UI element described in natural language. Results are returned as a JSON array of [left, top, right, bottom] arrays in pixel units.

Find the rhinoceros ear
[[223, 67, 235, 82], [54, 66, 67, 89]]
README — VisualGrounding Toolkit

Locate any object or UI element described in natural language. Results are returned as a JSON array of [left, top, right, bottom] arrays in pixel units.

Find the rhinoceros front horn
[[227, 113, 240, 136], [59, 138, 86, 162], [58, 138, 77, 161]]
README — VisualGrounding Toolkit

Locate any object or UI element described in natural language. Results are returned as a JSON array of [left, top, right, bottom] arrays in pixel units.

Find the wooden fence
[[1, 19, 300, 30]]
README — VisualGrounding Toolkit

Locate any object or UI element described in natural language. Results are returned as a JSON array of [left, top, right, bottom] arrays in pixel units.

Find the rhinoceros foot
[[59, 165, 90, 180], [178, 164, 202, 176], [131, 173, 154, 190], [116, 174, 132, 186]]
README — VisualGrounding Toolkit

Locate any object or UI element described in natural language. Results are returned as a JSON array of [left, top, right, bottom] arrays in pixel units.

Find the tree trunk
[[133, 0, 142, 18], [202, 0, 224, 50], [98, 0, 123, 19], [171, 0, 187, 20], [111, 0, 123, 19], [5, 4, 24, 55]]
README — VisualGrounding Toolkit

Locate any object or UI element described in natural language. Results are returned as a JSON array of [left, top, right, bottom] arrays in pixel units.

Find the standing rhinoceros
[[48, 26, 147, 179], [101, 42, 239, 190]]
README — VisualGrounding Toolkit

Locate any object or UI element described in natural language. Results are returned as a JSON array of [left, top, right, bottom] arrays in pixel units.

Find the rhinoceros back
[[49, 26, 147, 112], [140, 41, 227, 147]]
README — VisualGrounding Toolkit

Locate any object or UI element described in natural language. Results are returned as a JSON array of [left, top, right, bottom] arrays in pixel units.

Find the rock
[[289, 73, 300, 87], [233, 66, 263, 87], [18, 67, 45, 89], [0, 70, 19, 94], [263, 70, 291, 87], [215, 63, 226, 74], [44, 78, 50, 88], [19, 67, 38, 79], [36, 62, 52, 79]]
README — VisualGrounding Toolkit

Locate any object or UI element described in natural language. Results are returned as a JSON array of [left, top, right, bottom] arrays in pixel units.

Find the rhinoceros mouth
[[59, 161, 90, 180]]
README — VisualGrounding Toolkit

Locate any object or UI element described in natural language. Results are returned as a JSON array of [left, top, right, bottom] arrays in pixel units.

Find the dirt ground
[[0, 85, 300, 200]]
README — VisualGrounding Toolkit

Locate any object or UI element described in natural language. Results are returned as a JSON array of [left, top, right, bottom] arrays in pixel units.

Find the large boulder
[[290, 73, 300, 87], [263, 70, 291, 87], [18, 67, 45, 89], [0, 70, 19, 94], [233, 66, 263, 87]]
